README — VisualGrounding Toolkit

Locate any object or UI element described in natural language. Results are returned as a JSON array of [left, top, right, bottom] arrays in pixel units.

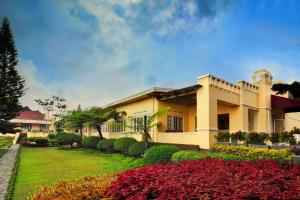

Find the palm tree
[[272, 81, 300, 99], [126, 107, 170, 149], [63, 110, 87, 138], [84, 107, 123, 139]]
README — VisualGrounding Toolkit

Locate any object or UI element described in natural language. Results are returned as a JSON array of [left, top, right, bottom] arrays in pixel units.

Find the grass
[[13, 147, 144, 200], [0, 136, 14, 158]]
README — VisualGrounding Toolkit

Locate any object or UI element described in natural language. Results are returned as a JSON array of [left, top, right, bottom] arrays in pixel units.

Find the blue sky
[[1, 0, 300, 109]]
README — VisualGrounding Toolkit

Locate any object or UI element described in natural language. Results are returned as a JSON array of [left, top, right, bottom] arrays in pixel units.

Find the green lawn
[[13, 147, 143, 200], [0, 136, 14, 158]]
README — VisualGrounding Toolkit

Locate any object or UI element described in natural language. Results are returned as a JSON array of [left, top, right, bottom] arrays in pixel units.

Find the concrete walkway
[[0, 144, 19, 200]]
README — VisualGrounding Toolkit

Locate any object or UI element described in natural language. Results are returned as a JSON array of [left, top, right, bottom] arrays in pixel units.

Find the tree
[[272, 81, 300, 99], [35, 95, 67, 133], [84, 107, 123, 139], [0, 17, 25, 133], [126, 108, 170, 149], [63, 110, 86, 138]]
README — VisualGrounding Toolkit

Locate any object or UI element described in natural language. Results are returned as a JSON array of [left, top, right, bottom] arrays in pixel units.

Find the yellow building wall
[[285, 112, 300, 131]]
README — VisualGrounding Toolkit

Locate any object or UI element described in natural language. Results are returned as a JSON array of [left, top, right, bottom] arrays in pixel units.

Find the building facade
[[10, 110, 53, 137], [86, 70, 300, 149]]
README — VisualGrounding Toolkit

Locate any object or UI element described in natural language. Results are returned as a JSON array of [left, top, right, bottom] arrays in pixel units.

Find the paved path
[[0, 144, 19, 200]]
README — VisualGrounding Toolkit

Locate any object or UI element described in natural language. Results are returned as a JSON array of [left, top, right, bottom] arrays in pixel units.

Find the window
[[132, 116, 147, 132], [218, 114, 229, 131], [22, 123, 32, 130], [40, 124, 47, 130], [112, 118, 125, 133], [101, 122, 109, 133], [167, 115, 183, 132]]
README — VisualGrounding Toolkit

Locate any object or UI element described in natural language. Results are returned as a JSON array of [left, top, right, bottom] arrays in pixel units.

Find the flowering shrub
[[212, 144, 293, 163], [109, 159, 300, 200], [30, 174, 114, 200]]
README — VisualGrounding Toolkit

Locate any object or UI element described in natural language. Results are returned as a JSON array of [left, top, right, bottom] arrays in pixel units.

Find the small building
[[85, 69, 300, 149], [10, 110, 53, 137]]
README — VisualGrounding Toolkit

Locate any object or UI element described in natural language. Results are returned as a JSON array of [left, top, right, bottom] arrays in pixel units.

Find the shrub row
[[216, 128, 299, 145], [22, 137, 49, 147], [212, 144, 293, 163], [109, 159, 300, 199], [30, 174, 114, 200], [171, 150, 243, 163]]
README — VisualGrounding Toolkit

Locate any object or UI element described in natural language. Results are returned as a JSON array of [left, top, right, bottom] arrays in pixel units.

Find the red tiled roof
[[15, 110, 45, 121]]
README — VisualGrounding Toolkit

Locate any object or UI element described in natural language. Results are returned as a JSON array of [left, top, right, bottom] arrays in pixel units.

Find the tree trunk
[[79, 128, 83, 139], [143, 131, 151, 149], [96, 126, 103, 139]]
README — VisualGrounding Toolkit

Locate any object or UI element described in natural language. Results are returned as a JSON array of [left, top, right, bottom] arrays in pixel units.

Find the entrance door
[[218, 114, 229, 131]]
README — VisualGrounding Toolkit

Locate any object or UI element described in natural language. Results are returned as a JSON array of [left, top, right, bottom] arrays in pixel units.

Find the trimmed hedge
[[114, 138, 137, 153], [22, 137, 49, 147], [57, 133, 81, 147], [97, 139, 116, 152], [144, 145, 179, 165], [82, 136, 101, 149], [212, 144, 293, 163], [47, 134, 56, 139], [171, 150, 243, 163], [128, 141, 147, 157]]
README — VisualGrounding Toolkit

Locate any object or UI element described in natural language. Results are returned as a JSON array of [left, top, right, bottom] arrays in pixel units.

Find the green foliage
[[0, 136, 14, 148], [57, 133, 81, 147], [272, 81, 300, 99], [97, 139, 116, 152], [171, 150, 243, 163], [215, 132, 230, 142], [23, 137, 49, 146], [82, 136, 101, 149], [280, 131, 296, 145], [0, 17, 25, 133], [63, 111, 87, 138], [212, 144, 293, 164], [48, 139, 59, 146], [114, 137, 137, 153], [290, 127, 300, 135], [231, 131, 247, 143], [144, 145, 179, 165], [270, 132, 280, 144], [47, 134, 56, 139], [128, 141, 147, 157], [246, 132, 269, 144], [171, 150, 206, 162], [84, 107, 122, 139]]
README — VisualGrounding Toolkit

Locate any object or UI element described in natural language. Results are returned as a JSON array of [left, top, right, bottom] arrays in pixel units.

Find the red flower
[[109, 159, 300, 200]]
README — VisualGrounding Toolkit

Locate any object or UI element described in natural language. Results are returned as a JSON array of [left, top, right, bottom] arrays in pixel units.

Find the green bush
[[171, 150, 243, 163], [48, 139, 59, 146], [144, 145, 179, 165], [270, 132, 280, 144], [231, 131, 247, 143], [57, 133, 81, 147], [82, 136, 101, 149], [128, 141, 147, 157], [114, 138, 137, 153], [47, 134, 56, 139], [246, 132, 269, 144], [215, 132, 230, 142], [171, 150, 206, 162], [211, 144, 293, 163], [23, 137, 49, 147], [280, 132, 296, 145], [97, 139, 116, 152]]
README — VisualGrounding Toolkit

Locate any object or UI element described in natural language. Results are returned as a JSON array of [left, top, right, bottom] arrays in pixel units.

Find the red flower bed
[[109, 159, 300, 200]]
